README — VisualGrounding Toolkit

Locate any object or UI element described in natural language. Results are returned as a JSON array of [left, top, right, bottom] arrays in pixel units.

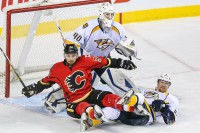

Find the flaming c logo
[[65, 70, 86, 92]]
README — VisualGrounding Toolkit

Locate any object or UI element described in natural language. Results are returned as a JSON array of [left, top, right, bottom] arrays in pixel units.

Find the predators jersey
[[65, 18, 127, 57], [138, 87, 179, 123]]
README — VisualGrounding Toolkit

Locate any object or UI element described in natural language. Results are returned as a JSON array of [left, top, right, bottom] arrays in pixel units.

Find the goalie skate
[[80, 105, 108, 132]]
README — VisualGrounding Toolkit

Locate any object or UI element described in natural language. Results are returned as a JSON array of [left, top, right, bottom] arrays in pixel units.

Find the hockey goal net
[[0, 0, 111, 98]]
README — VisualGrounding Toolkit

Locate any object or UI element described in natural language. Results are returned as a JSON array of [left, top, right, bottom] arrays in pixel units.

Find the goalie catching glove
[[115, 38, 137, 58]]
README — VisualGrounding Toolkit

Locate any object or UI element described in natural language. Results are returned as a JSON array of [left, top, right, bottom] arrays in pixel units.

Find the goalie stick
[[54, 16, 80, 48], [0, 47, 27, 90], [54, 16, 66, 47]]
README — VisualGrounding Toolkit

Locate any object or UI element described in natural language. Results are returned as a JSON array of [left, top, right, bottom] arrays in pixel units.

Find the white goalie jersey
[[138, 87, 179, 122], [65, 18, 127, 57]]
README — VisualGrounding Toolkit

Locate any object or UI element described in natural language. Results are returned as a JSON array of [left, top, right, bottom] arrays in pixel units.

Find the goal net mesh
[[0, 0, 110, 97]]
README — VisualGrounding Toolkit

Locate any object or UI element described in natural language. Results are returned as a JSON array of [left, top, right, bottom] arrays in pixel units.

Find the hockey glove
[[108, 58, 137, 70], [120, 59, 137, 70], [22, 81, 47, 98], [152, 100, 169, 112], [22, 84, 38, 98], [161, 108, 175, 124]]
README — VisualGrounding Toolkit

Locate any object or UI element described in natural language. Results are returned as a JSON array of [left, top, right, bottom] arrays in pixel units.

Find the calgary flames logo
[[94, 39, 114, 51], [65, 70, 86, 92]]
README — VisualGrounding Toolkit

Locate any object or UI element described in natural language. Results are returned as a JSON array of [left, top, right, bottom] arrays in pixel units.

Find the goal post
[[0, 0, 111, 98]]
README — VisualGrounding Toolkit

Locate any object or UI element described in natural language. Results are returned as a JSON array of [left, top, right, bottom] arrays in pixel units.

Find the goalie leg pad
[[100, 68, 138, 96], [44, 88, 66, 113]]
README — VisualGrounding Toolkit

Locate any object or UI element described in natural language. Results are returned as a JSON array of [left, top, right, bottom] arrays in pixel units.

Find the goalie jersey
[[65, 18, 127, 57]]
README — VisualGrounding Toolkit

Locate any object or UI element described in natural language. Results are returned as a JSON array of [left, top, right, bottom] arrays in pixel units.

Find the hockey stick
[[53, 16, 80, 48], [54, 17, 66, 47], [0, 47, 27, 88]]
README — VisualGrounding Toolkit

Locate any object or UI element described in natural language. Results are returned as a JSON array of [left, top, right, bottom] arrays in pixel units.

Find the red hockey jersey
[[42, 55, 108, 103]]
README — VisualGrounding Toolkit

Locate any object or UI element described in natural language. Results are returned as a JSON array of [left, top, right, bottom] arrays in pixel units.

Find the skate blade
[[80, 113, 87, 132], [94, 105, 109, 122]]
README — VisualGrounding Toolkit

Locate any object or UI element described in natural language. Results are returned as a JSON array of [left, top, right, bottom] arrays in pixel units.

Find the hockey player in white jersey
[[102, 73, 179, 125], [64, 2, 138, 96]]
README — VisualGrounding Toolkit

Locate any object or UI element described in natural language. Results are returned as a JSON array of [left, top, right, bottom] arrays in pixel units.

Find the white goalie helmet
[[158, 73, 171, 83], [98, 2, 115, 29]]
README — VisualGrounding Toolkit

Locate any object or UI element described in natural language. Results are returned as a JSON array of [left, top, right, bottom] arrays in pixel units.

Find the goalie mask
[[98, 2, 115, 33], [115, 38, 137, 58]]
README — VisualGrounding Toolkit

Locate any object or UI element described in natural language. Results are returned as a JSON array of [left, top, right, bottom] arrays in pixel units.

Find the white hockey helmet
[[98, 2, 115, 28], [158, 73, 171, 83]]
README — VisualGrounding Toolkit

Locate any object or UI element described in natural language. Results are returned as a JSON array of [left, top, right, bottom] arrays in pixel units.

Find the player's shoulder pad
[[167, 93, 179, 106], [82, 55, 102, 62], [48, 65, 54, 77], [92, 56, 102, 62], [112, 21, 123, 27], [50, 64, 54, 71], [83, 54, 91, 58], [49, 61, 64, 72], [112, 21, 125, 33], [83, 19, 99, 29]]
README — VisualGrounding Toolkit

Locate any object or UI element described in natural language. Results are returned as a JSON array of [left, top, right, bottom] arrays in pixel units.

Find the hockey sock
[[75, 101, 91, 116]]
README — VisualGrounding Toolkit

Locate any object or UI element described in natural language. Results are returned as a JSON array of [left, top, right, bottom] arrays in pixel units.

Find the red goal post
[[0, 0, 111, 98]]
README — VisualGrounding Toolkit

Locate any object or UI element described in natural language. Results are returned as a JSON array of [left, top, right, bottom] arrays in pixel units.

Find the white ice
[[1, 16, 200, 133]]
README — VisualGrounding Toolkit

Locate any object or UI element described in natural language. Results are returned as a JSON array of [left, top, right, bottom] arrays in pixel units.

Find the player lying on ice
[[22, 44, 147, 131], [44, 74, 179, 126], [104, 73, 179, 125]]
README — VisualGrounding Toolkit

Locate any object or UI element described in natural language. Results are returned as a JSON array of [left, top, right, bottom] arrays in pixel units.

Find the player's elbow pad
[[161, 108, 175, 125]]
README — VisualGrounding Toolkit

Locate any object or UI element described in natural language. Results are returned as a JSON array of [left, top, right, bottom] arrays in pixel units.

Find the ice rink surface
[[1, 16, 200, 133]]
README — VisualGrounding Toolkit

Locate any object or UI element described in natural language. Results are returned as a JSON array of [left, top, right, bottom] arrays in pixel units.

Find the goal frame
[[4, 0, 111, 98]]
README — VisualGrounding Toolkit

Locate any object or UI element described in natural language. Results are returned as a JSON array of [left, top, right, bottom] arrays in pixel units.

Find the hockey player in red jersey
[[22, 44, 144, 131]]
